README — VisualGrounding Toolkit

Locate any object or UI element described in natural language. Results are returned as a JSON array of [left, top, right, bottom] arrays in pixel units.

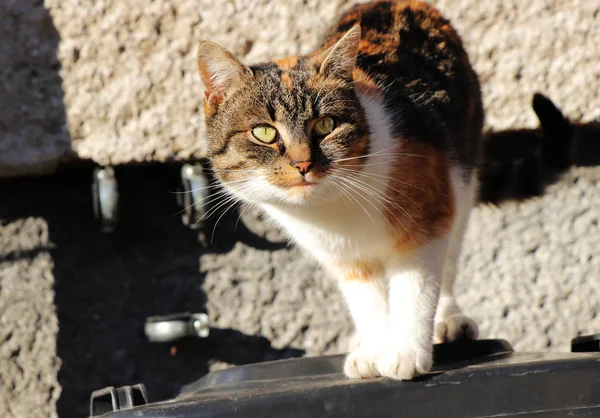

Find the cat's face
[[197, 27, 371, 206]]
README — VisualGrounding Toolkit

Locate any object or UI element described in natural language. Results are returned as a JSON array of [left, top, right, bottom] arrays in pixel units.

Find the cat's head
[[197, 26, 373, 206]]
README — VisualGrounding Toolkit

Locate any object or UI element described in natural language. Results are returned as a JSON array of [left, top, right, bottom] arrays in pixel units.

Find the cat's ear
[[316, 25, 361, 78], [197, 41, 252, 109]]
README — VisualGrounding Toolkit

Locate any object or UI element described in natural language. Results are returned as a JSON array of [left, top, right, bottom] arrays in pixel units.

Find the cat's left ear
[[316, 25, 361, 78], [197, 41, 252, 110]]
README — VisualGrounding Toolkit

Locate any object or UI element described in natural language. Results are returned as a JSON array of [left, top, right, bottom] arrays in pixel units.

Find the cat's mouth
[[286, 179, 319, 188], [279, 178, 322, 202]]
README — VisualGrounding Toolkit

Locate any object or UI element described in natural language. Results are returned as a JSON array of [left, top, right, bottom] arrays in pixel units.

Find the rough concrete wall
[[4, 0, 598, 175], [1, 0, 351, 176], [0, 218, 60, 417]]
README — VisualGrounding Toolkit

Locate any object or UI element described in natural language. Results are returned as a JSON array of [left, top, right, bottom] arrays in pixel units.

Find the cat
[[196, 0, 483, 380]]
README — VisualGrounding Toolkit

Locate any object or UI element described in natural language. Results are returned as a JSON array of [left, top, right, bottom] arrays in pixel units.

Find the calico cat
[[196, 0, 483, 380]]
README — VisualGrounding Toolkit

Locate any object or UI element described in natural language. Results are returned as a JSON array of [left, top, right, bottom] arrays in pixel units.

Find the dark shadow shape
[[0, 165, 301, 418], [203, 204, 290, 254], [0, 2, 70, 176], [159, 327, 305, 371], [479, 93, 600, 205]]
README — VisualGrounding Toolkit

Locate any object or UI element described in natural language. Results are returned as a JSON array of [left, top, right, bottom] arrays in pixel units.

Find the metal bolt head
[[192, 313, 210, 338]]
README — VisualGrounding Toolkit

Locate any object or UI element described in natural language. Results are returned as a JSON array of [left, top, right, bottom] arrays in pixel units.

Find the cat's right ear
[[197, 41, 252, 112], [315, 25, 361, 79]]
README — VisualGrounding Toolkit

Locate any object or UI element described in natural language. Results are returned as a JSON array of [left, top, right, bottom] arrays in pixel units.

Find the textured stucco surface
[[0, 1, 599, 417], [2, 0, 599, 173]]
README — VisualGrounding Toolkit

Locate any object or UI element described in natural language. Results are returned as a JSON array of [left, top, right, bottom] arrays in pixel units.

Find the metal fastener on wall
[[144, 312, 210, 343], [179, 163, 210, 229], [92, 166, 119, 232]]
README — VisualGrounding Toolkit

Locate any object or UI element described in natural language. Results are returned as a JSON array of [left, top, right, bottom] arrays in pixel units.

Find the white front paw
[[344, 345, 433, 381], [376, 346, 433, 380], [344, 348, 380, 379]]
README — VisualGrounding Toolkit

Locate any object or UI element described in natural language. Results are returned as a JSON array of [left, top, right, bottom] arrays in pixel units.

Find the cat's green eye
[[251, 125, 278, 144], [313, 116, 335, 137]]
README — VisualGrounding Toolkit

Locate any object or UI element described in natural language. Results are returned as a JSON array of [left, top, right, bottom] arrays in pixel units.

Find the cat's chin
[[280, 183, 320, 206]]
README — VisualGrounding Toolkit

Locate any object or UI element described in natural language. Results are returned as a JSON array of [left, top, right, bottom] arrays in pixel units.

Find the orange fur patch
[[382, 141, 455, 253], [336, 260, 382, 282], [275, 56, 299, 70], [281, 72, 293, 88]]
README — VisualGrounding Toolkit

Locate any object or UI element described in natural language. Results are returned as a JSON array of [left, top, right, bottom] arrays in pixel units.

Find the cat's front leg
[[334, 263, 390, 379], [377, 236, 449, 380]]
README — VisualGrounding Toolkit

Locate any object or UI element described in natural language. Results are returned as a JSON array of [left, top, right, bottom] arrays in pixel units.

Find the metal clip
[[144, 312, 210, 343], [180, 164, 209, 229], [92, 166, 119, 232], [90, 384, 147, 416]]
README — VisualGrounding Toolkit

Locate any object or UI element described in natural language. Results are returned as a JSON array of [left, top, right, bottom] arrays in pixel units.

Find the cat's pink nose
[[291, 161, 313, 175]]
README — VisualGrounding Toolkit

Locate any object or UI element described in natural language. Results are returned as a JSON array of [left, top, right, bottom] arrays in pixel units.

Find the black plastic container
[[92, 338, 600, 418]]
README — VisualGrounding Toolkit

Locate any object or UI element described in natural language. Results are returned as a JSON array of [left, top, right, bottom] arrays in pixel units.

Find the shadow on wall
[[0, 4, 302, 418], [0, 166, 302, 418], [0, 1, 71, 177], [479, 93, 600, 205]]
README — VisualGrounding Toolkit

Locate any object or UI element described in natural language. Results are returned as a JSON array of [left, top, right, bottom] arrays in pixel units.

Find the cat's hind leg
[[434, 169, 479, 343]]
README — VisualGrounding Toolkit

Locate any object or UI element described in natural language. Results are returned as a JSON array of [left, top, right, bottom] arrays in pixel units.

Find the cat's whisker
[[326, 177, 352, 207], [335, 167, 425, 207], [174, 158, 196, 167], [341, 169, 424, 206], [333, 170, 406, 215], [335, 166, 425, 192], [171, 186, 234, 218], [336, 169, 419, 226], [206, 180, 265, 239], [202, 191, 240, 223], [329, 144, 411, 163], [210, 199, 242, 243], [170, 184, 219, 195], [197, 190, 239, 222], [333, 154, 413, 165], [192, 187, 237, 209], [199, 179, 257, 223], [332, 174, 404, 239], [235, 202, 255, 231], [334, 172, 413, 240], [170, 177, 253, 195], [208, 168, 265, 173], [331, 149, 424, 163], [338, 158, 421, 168], [328, 174, 375, 222]]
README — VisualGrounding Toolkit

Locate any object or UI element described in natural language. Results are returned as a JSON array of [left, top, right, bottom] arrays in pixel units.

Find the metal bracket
[[144, 312, 210, 343], [90, 384, 147, 416], [92, 166, 119, 232], [179, 163, 209, 229]]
